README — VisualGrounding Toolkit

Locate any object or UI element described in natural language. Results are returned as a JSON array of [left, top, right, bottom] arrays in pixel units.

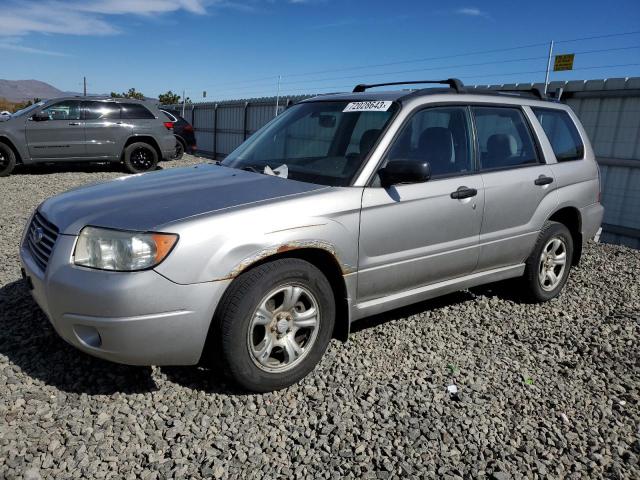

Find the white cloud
[[0, 37, 70, 56], [0, 0, 213, 37], [454, 7, 492, 19]]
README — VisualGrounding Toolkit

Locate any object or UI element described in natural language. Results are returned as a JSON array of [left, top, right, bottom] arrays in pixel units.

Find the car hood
[[39, 164, 326, 234]]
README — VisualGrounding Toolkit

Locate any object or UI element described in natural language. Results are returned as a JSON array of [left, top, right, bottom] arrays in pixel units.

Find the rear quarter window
[[121, 103, 155, 120], [532, 107, 584, 162]]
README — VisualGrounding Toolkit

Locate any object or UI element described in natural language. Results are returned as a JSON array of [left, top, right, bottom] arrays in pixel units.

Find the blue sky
[[1, 0, 639, 100]]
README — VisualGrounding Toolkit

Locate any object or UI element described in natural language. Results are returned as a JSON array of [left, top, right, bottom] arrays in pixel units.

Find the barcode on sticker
[[343, 101, 392, 112]]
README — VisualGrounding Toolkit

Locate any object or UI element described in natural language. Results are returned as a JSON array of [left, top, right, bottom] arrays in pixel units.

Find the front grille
[[25, 211, 59, 271]]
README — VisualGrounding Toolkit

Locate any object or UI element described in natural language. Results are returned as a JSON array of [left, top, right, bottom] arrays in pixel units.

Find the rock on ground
[[0, 156, 638, 479]]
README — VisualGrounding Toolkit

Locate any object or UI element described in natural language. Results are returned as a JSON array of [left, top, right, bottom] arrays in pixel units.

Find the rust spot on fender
[[217, 240, 354, 280]]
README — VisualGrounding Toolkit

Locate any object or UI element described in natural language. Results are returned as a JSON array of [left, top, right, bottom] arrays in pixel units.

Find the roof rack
[[353, 78, 465, 93], [483, 87, 548, 100]]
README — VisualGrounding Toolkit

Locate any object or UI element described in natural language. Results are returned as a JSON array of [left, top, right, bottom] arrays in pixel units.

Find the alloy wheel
[[248, 284, 320, 373], [538, 236, 568, 291]]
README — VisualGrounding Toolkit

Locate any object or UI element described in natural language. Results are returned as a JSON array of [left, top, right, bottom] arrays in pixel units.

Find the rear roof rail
[[353, 78, 466, 93], [476, 87, 549, 100]]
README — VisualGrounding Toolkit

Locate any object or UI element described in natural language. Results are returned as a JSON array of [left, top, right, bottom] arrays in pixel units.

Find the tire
[[521, 221, 574, 303], [173, 138, 185, 160], [214, 258, 335, 392], [123, 142, 158, 174], [0, 143, 16, 177]]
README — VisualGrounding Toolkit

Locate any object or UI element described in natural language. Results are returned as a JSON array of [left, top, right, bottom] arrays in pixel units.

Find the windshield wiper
[[241, 165, 263, 174]]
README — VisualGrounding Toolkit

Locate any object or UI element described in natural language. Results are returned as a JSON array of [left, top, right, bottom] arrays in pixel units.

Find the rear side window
[[120, 103, 155, 120], [472, 107, 539, 170], [84, 101, 120, 120], [532, 108, 584, 162]]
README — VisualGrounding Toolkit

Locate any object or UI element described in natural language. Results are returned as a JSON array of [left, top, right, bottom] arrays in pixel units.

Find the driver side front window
[[40, 101, 81, 121], [385, 106, 473, 178]]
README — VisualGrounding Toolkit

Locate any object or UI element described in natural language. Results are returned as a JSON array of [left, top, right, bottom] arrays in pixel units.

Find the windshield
[[12, 101, 46, 118], [222, 100, 398, 186]]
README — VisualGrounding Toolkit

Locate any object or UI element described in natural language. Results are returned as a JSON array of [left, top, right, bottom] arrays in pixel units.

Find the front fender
[[153, 188, 363, 285]]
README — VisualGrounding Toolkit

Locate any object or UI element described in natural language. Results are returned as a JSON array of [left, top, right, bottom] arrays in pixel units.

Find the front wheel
[[123, 142, 158, 174], [215, 258, 335, 392], [521, 221, 573, 302], [173, 139, 185, 160]]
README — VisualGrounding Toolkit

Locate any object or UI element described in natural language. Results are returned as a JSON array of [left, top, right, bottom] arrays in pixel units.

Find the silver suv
[[0, 97, 176, 176], [19, 79, 603, 392]]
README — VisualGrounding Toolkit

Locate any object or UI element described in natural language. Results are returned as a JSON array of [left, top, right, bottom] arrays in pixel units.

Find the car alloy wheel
[[247, 284, 320, 373], [130, 147, 154, 171], [538, 236, 568, 291]]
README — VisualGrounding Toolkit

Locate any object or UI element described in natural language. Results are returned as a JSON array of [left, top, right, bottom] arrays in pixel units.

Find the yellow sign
[[554, 54, 575, 71]]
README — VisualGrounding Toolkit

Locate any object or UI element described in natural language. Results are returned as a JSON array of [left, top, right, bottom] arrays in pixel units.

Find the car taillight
[[163, 121, 174, 130], [184, 124, 194, 133]]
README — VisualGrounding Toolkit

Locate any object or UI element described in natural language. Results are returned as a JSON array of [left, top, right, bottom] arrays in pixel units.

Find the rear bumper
[[20, 234, 231, 366], [580, 202, 604, 243]]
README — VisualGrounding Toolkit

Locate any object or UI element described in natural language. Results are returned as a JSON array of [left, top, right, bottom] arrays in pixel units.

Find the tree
[[110, 88, 145, 100], [158, 90, 181, 105]]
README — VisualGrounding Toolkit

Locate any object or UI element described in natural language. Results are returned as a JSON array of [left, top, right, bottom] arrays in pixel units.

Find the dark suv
[[0, 97, 176, 176]]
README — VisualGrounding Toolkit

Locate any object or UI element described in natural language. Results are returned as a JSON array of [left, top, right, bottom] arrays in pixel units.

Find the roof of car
[[44, 96, 153, 104]]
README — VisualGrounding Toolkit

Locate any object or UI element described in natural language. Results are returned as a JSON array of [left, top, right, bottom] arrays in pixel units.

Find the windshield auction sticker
[[343, 101, 393, 112]]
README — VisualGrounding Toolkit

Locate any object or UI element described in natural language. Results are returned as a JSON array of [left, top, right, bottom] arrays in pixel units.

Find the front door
[[358, 105, 484, 302], [26, 100, 85, 160]]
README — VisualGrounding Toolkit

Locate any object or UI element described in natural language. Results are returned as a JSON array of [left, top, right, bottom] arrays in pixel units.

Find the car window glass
[[473, 107, 538, 170], [222, 101, 398, 187], [385, 106, 473, 177], [84, 101, 120, 120], [40, 101, 81, 121], [532, 108, 584, 162], [120, 103, 155, 119]]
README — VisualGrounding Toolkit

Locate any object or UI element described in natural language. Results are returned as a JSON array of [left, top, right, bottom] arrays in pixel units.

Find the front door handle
[[68, 122, 81, 126], [450, 186, 478, 199], [534, 175, 554, 186]]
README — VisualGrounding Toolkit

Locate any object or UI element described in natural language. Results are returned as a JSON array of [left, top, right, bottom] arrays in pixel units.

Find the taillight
[[184, 124, 194, 133], [163, 121, 174, 130]]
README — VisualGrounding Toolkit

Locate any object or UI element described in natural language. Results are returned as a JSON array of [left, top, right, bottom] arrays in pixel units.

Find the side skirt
[[350, 263, 525, 322]]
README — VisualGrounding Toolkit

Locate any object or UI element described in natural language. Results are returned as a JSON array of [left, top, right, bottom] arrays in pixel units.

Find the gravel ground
[[1, 156, 638, 479]]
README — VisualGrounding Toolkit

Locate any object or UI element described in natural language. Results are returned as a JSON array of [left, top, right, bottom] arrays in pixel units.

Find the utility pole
[[83, 76, 87, 96], [544, 40, 554, 94], [274, 75, 281, 117], [182, 89, 186, 117]]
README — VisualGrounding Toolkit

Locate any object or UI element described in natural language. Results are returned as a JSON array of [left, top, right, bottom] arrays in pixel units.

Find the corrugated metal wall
[[165, 77, 640, 248]]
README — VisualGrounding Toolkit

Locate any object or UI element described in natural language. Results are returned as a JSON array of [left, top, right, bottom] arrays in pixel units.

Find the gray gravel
[[1, 156, 639, 479]]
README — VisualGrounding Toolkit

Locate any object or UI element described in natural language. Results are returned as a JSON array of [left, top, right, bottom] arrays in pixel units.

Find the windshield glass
[[222, 100, 398, 186], [12, 101, 46, 118]]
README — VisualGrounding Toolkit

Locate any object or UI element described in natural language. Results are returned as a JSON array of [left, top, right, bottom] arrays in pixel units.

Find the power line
[[194, 29, 640, 91], [200, 45, 640, 96], [202, 62, 640, 100]]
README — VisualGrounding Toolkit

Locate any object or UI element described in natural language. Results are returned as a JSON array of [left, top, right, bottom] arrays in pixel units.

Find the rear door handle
[[68, 122, 81, 126], [534, 175, 554, 186], [450, 186, 478, 199]]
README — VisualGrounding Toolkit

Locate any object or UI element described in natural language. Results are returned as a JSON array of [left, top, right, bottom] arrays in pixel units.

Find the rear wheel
[[215, 258, 335, 392], [123, 142, 158, 174], [521, 221, 573, 302], [0, 143, 16, 177]]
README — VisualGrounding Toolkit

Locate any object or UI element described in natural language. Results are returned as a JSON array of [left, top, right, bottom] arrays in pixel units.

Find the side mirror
[[31, 111, 49, 122], [378, 160, 431, 188]]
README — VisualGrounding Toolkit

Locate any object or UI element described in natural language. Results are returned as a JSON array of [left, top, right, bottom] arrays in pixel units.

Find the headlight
[[74, 226, 178, 271]]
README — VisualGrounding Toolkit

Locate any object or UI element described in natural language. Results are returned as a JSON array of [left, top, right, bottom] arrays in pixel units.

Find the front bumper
[[20, 234, 230, 366]]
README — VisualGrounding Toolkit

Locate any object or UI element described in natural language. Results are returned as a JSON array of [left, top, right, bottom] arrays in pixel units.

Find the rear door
[[25, 100, 85, 160], [83, 101, 124, 160], [473, 105, 557, 270]]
